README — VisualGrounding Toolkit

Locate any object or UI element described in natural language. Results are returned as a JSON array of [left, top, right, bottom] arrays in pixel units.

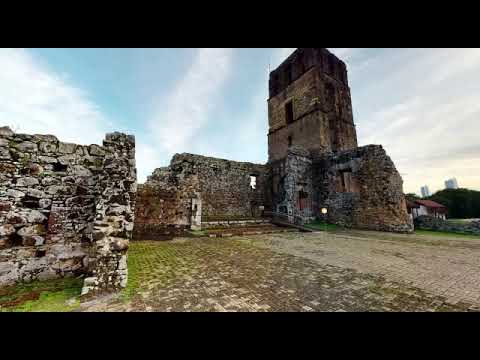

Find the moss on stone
[[0, 277, 83, 312]]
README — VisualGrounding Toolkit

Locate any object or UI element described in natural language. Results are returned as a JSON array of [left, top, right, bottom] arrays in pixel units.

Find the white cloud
[[148, 48, 233, 154], [134, 48, 234, 183], [0, 48, 110, 145], [352, 49, 480, 195], [135, 142, 162, 183]]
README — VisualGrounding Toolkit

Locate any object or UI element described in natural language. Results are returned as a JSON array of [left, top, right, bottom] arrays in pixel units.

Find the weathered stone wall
[[133, 153, 268, 239], [81, 132, 136, 295], [133, 173, 192, 239], [267, 48, 357, 162], [267, 146, 315, 224], [414, 216, 480, 235], [313, 145, 413, 233], [0, 126, 136, 294]]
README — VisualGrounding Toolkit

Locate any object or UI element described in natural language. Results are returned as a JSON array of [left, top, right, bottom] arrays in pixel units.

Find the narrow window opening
[[250, 175, 257, 190], [288, 136, 293, 147], [285, 101, 294, 125]]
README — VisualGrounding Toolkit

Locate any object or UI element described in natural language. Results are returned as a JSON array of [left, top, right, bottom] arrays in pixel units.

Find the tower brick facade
[[268, 48, 357, 162]]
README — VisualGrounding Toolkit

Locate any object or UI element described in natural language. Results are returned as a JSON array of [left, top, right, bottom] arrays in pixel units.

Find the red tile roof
[[415, 199, 446, 208], [406, 199, 420, 208]]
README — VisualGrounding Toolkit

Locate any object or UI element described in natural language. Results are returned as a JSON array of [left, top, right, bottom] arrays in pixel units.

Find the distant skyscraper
[[421, 185, 431, 198], [445, 178, 459, 189]]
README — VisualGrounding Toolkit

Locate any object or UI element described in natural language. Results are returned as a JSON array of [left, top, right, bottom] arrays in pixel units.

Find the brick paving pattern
[[79, 231, 480, 312]]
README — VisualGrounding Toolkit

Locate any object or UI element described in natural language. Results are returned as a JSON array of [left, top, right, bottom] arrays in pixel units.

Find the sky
[[1, 48, 479, 195]]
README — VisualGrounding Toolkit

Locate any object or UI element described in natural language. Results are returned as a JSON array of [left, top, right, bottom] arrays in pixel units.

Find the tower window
[[288, 136, 292, 147], [285, 101, 294, 125]]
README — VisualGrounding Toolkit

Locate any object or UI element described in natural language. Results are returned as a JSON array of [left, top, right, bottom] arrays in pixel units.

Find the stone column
[[81, 132, 136, 295]]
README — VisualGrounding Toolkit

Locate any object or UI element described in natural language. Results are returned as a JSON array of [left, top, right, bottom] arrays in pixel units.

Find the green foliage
[[93, 157, 103, 168], [405, 193, 420, 200], [0, 277, 83, 312], [121, 242, 194, 301], [20, 153, 31, 167], [427, 188, 480, 219], [188, 230, 208, 237], [304, 220, 338, 231]]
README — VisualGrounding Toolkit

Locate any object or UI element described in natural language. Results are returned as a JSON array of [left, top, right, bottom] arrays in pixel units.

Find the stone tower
[[268, 48, 358, 162]]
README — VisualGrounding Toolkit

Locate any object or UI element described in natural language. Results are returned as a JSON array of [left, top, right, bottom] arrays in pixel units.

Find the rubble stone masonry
[[0, 126, 136, 294], [313, 145, 413, 232], [133, 153, 268, 239]]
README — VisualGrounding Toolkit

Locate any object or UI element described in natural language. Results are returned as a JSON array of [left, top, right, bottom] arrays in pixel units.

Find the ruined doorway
[[298, 190, 310, 212], [190, 195, 202, 230]]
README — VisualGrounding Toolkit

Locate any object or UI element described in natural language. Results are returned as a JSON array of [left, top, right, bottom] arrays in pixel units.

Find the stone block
[[0, 126, 14, 137], [58, 142, 76, 154], [16, 141, 38, 152], [16, 177, 39, 187]]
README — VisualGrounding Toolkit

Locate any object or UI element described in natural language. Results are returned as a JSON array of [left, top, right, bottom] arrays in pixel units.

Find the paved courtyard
[[80, 230, 480, 312]]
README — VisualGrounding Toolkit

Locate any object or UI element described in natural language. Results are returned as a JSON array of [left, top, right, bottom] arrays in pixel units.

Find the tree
[[428, 188, 480, 219], [405, 192, 420, 201]]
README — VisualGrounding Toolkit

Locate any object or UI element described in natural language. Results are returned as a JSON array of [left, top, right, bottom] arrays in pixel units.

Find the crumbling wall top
[[269, 48, 349, 98]]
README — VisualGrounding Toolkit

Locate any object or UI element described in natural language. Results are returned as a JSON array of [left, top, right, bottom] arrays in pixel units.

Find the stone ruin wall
[[0, 126, 136, 294], [267, 145, 413, 233], [267, 146, 315, 224], [133, 153, 268, 239], [313, 145, 413, 233]]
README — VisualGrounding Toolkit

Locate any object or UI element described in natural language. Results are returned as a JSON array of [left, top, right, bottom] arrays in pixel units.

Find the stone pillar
[[81, 132, 136, 295], [190, 193, 202, 231]]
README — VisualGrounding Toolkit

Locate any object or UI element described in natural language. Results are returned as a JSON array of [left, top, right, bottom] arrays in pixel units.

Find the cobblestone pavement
[[79, 231, 480, 312]]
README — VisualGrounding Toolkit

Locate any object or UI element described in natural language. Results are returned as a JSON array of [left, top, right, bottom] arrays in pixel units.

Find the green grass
[[120, 241, 195, 302], [415, 229, 480, 239], [187, 229, 209, 237], [446, 218, 476, 225], [0, 277, 83, 312], [304, 220, 338, 232]]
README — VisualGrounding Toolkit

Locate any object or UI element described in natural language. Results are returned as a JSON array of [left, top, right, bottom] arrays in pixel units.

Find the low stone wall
[[0, 126, 136, 294], [202, 219, 270, 229], [414, 216, 480, 235]]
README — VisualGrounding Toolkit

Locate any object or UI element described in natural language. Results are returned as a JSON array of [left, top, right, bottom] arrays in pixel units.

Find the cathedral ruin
[[135, 48, 413, 239]]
